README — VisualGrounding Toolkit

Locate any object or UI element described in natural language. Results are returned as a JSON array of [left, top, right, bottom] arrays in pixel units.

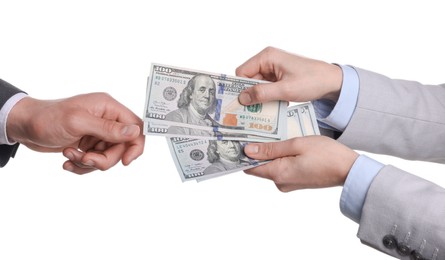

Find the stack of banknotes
[[143, 64, 320, 182]]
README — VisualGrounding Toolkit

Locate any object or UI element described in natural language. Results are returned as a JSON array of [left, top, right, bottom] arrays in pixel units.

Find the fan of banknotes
[[143, 63, 320, 182]]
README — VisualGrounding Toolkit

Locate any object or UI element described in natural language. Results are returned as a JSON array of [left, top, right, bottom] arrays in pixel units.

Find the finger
[[94, 140, 108, 151], [63, 160, 97, 174], [250, 73, 265, 80], [78, 136, 101, 152], [238, 80, 293, 105], [235, 53, 263, 78], [235, 64, 265, 80], [244, 163, 274, 180], [77, 126, 145, 166], [81, 143, 127, 171], [78, 112, 141, 143], [244, 138, 303, 160], [63, 148, 97, 174], [245, 158, 303, 192], [235, 48, 276, 80], [244, 158, 289, 181], [63, 147, 85, 162], [121, 135, 145, 165], [236, 47, 284, 81], [78, 137, 119, 152]]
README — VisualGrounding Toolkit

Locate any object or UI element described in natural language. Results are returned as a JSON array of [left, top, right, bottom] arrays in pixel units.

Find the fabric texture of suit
[[0, 79, 25, 167], [338, 67, 445, 259]]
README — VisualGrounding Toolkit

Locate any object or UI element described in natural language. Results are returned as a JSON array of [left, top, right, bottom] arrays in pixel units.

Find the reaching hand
[[243, 136, 358, 192], [236, 46, 343, 105], [7, 92, 145, 174]]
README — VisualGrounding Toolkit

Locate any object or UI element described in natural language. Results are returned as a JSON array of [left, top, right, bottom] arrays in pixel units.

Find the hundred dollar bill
[[167, 138, 267, 182], [167, 103, 320, 182], [144, 64, 288, 140], [145, 102, 318, 142], [144, 120, 281, 142], [287, 102, 320, 138]]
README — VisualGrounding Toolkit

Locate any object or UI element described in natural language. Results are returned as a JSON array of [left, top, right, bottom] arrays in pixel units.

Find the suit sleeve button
[[410, 250, 424, 260], [382, 235, 397, 249], [397, 242, 410, 256]]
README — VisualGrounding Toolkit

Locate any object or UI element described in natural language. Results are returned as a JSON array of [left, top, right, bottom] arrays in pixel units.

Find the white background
[[1, 1, 444, 259]]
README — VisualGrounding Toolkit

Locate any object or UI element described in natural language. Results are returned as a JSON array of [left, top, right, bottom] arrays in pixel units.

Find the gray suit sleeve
[[358, 166, 445, 259], [338, 67, 445, 163], [0, 79, 25, 167], [336, 68, 445, 258]]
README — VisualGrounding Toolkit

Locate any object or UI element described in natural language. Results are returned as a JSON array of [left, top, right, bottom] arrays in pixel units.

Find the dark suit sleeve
[[0, 79, 26, 168]]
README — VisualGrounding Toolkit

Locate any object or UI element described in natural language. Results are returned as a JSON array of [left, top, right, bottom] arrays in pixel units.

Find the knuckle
[[94, 92, 110, 98], [289, 137, 302, 148], [97, 165, 110, 171], [272, 171, 285, 186], [281, 82, 296, 97], [235, 66, 243, 76], [270, 159, 292, 186], [102, 120, 119, 136], [263, 46, 277, 56], [65, 110, 81, 126], [60, 109, 84, 136], [89, 158, 110, 171], [276, 185, 290, 193], [261, 142, 276, 158], [91, 92, 113, 103], [249, 85, 266, 102]]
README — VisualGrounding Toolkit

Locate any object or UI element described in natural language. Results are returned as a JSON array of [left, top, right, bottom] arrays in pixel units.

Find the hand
[[236, 46, 343, 105], [243, 136, 358, 192], [7, 92, 145, 174]]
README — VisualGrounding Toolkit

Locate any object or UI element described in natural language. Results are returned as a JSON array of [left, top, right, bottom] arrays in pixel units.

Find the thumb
[[82, 115, 141, 143], [244, 138, 302, 160], [238, 81, 290, 105]]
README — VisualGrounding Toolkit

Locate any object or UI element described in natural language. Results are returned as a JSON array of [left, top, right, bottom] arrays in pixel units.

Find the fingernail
[[245, 144, 259, 154], [125, 158, 134, 166], [84, 160, 95, 167], [239, 92, 252, 105], [64, 151, 74, 161], [121, 125, 139, 136], [64, 164, 74, 172]]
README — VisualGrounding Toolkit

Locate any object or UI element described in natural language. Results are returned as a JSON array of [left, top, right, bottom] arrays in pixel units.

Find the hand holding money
[[166, 103, 319, 182], [243, 135, 359, 192], [143, 63, 321, 182]]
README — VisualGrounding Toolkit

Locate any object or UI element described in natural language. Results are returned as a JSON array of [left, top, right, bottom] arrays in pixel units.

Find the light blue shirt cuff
[[340, 155, 384, 223], [313, 65, 359, 132]]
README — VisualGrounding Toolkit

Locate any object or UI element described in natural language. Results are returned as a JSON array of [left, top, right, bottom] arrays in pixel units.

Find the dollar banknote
[[287, 102, 320, 138], [146, 102, 318, 142], [167, 102, 320, 182], [167, 138, 267, 182], [144, 119, 284, 142], [144, 64, 288, 140]]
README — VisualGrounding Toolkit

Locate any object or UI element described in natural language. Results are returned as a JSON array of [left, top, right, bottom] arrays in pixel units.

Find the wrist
[[321, 63, 343, 102], [7, 97, 35, 143], [339, 150, 360, 185]]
